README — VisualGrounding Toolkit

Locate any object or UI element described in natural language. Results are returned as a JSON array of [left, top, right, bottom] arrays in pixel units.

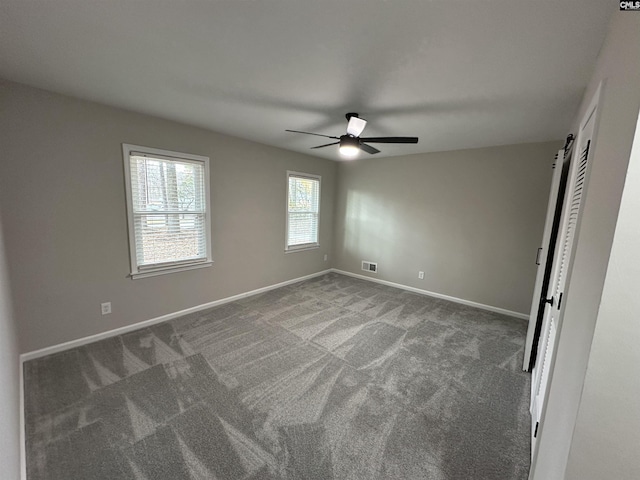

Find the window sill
[[130, 261, 213, 279], [285, 244, 320, 254]]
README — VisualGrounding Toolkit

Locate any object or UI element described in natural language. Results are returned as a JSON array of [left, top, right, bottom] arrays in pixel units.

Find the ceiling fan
[[286, 113, 418, 157]]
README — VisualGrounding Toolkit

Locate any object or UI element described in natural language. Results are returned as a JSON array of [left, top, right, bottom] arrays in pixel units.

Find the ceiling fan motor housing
[[340, 135, 360, 147]]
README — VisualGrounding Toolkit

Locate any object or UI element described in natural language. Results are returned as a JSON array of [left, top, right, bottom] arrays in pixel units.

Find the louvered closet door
[[523, 149, 565, 372], [531, 142, 590, 432], [530, 90, 599, 457]]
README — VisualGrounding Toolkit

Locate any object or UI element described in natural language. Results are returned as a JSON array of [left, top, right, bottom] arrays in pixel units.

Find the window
[[123, 144, 212, 278], [286, 171, 321, 252]]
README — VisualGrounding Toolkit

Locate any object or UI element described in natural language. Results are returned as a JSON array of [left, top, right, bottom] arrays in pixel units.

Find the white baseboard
[[20, 269, 332, 363], [18, 266, 524, 479], [330, 268, 528, 320], [18, 268, 329, 479], [20, 267, 526, 364]]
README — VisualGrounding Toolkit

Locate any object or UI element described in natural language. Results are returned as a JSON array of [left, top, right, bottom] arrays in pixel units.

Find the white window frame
[[122, 144, 212, 279], [285, 171, 321, 253]]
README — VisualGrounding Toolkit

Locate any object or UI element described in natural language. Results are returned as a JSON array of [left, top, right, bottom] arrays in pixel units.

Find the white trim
[[19, 269, 326, 477], [331, 268, 528, 320], [286, 170, 321, 252], [128, 150, 206, 165], [284, 245, 319, 254], [19, 267, 525, 363], [528, 80, 605, 480], [18, 266, 523, 476], [19, 269, 331, 363], [131, 261, 213, 279], [19, 357, 26, 480], [286, 170, 322, 182], [122, 143, 212, 279]]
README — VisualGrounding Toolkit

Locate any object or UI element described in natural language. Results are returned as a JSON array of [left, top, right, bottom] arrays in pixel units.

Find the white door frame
[[529, 82, 603, 462]]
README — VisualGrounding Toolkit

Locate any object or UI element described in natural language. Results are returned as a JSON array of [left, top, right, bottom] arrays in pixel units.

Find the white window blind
[[123, 145, 211, 278], [287, 172, 320, 251]]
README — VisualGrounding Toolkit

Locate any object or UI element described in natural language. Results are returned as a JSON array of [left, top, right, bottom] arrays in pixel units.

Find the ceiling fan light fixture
[[339, 136, 360, 158], [286, 113, 418, 157], [346, 114, 367, 137]]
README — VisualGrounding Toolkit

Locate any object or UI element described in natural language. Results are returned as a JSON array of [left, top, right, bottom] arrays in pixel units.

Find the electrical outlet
[[418, 271, 425, 280], [101, 302, 112, 315], [324, 254, 328, 261]]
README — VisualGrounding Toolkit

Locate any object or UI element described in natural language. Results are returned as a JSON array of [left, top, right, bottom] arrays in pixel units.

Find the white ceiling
[[0, 1, 613, 160]]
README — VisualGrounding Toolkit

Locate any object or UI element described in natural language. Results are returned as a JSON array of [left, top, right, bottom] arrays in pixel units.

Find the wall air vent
[[362, 261, 378, 273]]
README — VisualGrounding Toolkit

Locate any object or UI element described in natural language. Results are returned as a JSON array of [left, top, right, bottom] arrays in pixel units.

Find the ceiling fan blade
[[359, 143, 380, 155], [360, 137, 419, 144], [286, 129, 340, 140], [310, 142, 339, 149], [346, 116, 367, 136]]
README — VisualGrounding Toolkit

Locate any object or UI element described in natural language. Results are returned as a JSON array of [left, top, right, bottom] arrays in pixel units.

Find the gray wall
[[333, 142, 559, 314], [0, 210, 20, 479], [566, 102, 640, 480], [531, 12, 640, 480], [0, 80, 337, 353]]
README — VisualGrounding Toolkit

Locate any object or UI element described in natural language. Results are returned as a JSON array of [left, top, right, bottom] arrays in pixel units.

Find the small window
[[286, 171, 321, 252], [123, 144, 212, 278]]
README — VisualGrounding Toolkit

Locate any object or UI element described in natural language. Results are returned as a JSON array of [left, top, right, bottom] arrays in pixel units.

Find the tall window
[[123, 144, 212, 278], [286, 171, 321, 251]]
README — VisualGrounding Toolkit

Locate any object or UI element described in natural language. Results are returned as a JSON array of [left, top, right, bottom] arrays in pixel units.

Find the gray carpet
[[24, 273, 531, 480]]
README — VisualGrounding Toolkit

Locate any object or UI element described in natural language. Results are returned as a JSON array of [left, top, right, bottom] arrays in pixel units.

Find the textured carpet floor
[[24, 273, 531, 479]]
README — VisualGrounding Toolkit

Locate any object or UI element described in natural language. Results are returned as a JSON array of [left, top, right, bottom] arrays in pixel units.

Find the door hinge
[[535, 247, 543, 266], [534, 422, 540, 438]]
